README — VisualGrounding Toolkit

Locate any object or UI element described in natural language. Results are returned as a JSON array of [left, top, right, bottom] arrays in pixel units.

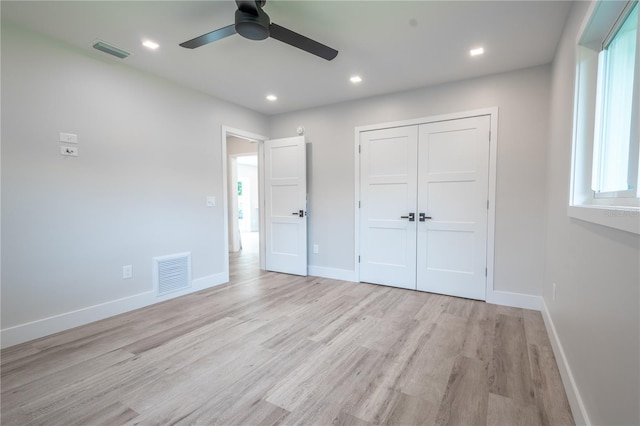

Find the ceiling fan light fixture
[[470, 47, 485, 56], [350, 75, 362, 84], [266, 94, 278, 101], [235, 8, 270, 40]]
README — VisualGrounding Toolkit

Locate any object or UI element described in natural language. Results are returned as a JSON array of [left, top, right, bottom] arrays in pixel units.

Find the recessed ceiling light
[[470, 47, 484, 57], [266, 94, 278, 101], [142, 40, 159, 50], [350, 75, 362, 83]]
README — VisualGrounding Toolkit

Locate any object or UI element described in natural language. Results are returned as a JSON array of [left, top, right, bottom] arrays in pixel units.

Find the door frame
[[222, 126, 268, 280], [354, 107, 498, 299]]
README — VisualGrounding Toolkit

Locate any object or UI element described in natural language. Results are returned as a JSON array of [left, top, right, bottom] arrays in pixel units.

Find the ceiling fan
[[179, 0, 338, 61]]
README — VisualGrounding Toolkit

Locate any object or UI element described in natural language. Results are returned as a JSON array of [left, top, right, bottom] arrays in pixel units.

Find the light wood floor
[[1, 250, 574, 426]]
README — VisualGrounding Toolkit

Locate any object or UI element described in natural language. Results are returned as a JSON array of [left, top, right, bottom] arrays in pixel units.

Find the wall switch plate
[[206, 196, 216, 207], [123, 265, 133, 279], [61, 146, 78, 156], [60, 132, 78, 143], [313, 244, 319, 254]]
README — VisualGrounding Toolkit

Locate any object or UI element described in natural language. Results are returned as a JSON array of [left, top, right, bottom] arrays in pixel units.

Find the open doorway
[[223, 127, 266, 279]]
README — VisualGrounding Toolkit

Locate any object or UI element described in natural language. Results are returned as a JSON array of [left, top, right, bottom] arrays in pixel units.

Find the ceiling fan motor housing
[[235, 8, 270, 40]]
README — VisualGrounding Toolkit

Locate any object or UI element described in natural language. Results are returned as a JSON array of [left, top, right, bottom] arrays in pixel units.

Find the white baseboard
[[485, 289, 542, 310], [540, 298, 590, 426], [0, 271, 229, 349], [308, 265, 356, 282]]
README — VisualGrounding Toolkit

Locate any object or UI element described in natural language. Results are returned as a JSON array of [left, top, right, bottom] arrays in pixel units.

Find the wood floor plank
[[382, 391, 438, 426], [529, 343, 575, 426], [435, 355, 489, 426], [490, 314, 536, 405], [332, 411, 374, 426], [67, 401, 139, 426], [345, 320, 436, 423], [151, 338, 321, 425], [414, 292, 451, 324], [1, 349, 134, 423], [523, 309, 552, 349], [461, 302, 496, 362], [1, 251, 574, 426], [487, 393, 542, 426]]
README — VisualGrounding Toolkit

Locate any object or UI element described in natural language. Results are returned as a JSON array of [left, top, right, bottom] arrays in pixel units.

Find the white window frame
[[570, 0, 640, 234]]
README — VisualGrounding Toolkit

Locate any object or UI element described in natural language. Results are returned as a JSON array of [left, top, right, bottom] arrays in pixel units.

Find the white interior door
[[359, 126, 418, 289], [416, 116, 490, 300], [264, 136, 308, 276]]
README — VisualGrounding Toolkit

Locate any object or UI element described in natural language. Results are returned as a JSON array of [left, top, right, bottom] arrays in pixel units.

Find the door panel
[[358, 115, 491, 300], [264, 136, 307, 276], [359, 126, 418, 289], [416, 116, 490, 300]]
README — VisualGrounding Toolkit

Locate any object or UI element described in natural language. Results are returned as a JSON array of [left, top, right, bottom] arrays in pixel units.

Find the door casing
[[354, 108, 498, 298]]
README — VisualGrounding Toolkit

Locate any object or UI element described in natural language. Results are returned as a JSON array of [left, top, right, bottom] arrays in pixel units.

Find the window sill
[[568, 205, 640, 234]]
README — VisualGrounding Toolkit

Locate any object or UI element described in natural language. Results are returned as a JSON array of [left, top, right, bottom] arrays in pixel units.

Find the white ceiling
[[1, 1, 573, 115]]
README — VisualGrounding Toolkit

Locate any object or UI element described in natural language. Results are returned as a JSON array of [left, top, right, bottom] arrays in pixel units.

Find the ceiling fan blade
[[180, 24, 237, 49], [269, 23, 338, 61]]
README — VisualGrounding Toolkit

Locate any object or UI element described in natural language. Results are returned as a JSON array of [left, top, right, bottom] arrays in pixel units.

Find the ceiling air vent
[[153, 252, 191, 296], [92, 40, 130, 59]]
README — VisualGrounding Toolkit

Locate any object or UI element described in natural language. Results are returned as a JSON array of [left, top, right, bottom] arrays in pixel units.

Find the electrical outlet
[[313, 244, 319, 254], [206, 196, 216, 207], [552, 282, 557, 300], [123, 265, 133, 279], [60, 146, 78, 156]]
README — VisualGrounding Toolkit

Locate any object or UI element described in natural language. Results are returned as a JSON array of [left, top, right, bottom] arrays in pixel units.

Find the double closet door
[[359, 115, 490, 300]]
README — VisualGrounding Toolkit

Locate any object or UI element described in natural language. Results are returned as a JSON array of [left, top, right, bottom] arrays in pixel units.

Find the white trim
[[541, 299, 591, 426], [355, 107, 500, 133], [0, 272, 228, 349], [221, 126, 268, 273], [486, 109, 499, 303], [354, 107, 499, 301], [486, 291, 542, 311], [308, 265, 356, 282], [568, 205, 640, 234], [353, 126, 362, 281]]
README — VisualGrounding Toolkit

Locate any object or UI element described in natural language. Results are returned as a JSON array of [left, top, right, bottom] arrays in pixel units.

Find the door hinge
[[489, 130, 491, 140], [358, 145, 361, 154], [358, 256, 361, 263], [485, 268, 487, 277], [358, 200, 361, 208], [487, 200, 489, 210]]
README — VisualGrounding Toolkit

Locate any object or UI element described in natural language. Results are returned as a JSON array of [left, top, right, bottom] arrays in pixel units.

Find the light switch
[[206, 196, 216, 207], [61, 146, 78, 156], [60, 132, 78, 143]]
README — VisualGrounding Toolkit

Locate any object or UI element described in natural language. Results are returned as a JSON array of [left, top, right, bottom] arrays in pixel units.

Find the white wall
[[1, 22, 268, 344], [269, 65, 550, 298], [544, 2, 640, 425]]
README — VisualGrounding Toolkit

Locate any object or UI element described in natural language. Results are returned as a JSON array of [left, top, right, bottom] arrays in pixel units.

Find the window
[[592, 3, 638, 196], [570, 0, 640, 234]]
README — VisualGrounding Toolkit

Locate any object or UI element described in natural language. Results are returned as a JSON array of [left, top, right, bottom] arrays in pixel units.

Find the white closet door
[[264, 136, 308, 276], [416, 116, 490, 300], [359, 126, 418, 289]]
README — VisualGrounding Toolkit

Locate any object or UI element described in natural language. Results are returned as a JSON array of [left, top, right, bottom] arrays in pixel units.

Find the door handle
[[291, 210, 304, 217], [400, 213, 415, 222], [419, 213, 432, 222]]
